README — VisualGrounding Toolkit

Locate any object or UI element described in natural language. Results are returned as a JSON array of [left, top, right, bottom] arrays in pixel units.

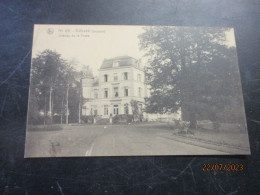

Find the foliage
[[81, 115, 94, 124], [130, 100, 143, 122], [139, 27, 244, 131], [27, 88, 41, 125], [113, 114, 134, 124], [28, 49, 93, 125], [29, 50, 66, 124], [173, 119, 189, 130]]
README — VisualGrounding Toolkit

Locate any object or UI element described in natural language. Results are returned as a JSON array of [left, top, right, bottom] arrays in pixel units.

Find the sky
[[32, 25, 236, 76]]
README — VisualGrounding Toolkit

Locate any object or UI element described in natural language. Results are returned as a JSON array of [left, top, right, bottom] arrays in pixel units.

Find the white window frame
[[124, 103, 129, 114], [113, 61, 119, 67], [104, 105, 109, 115]]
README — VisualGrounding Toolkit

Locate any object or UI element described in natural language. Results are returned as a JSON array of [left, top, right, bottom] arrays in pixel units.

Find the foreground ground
[[24, 123, 249, 157]]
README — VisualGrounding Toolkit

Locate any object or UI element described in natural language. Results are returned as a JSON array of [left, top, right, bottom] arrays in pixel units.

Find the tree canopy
[[139, 26, 245, 130], [28, 50, 93, 125]]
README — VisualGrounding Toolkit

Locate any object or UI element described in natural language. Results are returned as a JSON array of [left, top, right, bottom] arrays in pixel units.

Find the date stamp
[[203, 164, 244, 171]]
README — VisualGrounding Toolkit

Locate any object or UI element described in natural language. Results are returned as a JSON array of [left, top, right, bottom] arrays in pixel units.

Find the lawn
[[25, 122, 250, 157], [173, 127, 250, 151], [27, 124, 63, 131]]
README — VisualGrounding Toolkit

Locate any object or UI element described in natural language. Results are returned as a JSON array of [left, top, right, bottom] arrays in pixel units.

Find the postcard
[[25, 24, 250, 157]]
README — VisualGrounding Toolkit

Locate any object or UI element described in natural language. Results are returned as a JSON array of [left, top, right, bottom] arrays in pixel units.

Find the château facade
[[81, 56, 148, 118]]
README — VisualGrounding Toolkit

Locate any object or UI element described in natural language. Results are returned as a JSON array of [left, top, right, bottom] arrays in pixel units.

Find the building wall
[[82, 66, 146, 118], [81, 64, 181, 121]]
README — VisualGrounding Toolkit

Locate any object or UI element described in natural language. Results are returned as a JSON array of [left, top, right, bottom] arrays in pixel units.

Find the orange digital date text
[[202, 164, 244, 171]]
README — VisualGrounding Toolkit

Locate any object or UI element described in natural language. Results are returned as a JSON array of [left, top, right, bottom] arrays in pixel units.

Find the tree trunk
[[189, 112, 197, 131], [44, 94, 47, 125], [51, 91, 54, 123], [78, 101, 81, 124], [179, 32, 187, 122], [78, 80, 81, 124], [61, 97, 64, 124], [211, 112, 220, 132], [66, 85, 69, 124], [49, 86, 53, 124]]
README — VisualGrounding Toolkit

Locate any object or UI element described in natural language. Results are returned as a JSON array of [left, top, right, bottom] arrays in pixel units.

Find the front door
[[113, 105, 119, 115], [94, 109, 98, 116]]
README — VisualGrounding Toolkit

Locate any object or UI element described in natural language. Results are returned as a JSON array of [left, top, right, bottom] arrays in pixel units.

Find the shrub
[[173, 119, 189, 130], [113, 114, 134, 124], [81, 115, 94, 124], [212, 121, 221, 132]]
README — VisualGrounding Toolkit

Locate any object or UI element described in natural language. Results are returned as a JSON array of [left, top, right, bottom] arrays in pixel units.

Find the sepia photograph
[[25, 24, 250, 157]]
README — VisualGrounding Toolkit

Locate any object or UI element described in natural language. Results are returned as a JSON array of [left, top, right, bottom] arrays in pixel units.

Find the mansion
[[81, 56, 148, 119]]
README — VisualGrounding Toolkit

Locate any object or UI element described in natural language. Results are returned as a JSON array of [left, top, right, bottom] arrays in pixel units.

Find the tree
[[130, 100, 143, 122], [27, 88, 40, 125], [29, 50, 73, 125], [76, 65, 94, 123], [181, 46, 243, 131], [27, 50, 95, 126], [139, 26, 242, 131]]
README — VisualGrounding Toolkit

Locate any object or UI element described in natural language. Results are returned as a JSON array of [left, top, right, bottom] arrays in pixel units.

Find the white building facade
[[81, 56, 148, 118]]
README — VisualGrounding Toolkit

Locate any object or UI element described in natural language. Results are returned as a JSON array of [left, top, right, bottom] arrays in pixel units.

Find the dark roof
[[100, 56, 141, 70]]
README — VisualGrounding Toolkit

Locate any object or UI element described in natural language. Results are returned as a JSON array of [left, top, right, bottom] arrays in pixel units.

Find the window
[[91, 105, 98, 116], [104, 105, 109, 115], [137, 74, 141, 82], [114, 73, 118, 81], [138, 87, 142, 97], [94, 109, 98, 116], [124, 103, 129, 114], [104, 74, 108, 82], [104, 88, 108, 98], [113, 105, 119, 115], [124, 72, 128, 80], [113, 61, 119, 67], [124, 87, 129, 97], [114, 87, 119, 97]]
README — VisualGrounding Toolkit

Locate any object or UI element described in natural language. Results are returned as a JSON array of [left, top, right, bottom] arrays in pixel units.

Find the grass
[[26, 122, 250, 150], [173, 127, 250, 150], [27, 124, 63, 131]]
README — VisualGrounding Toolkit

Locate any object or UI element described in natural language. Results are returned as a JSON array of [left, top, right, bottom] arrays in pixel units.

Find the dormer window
[[113, 61, 119, 67], [104, 74, 108, 82]]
